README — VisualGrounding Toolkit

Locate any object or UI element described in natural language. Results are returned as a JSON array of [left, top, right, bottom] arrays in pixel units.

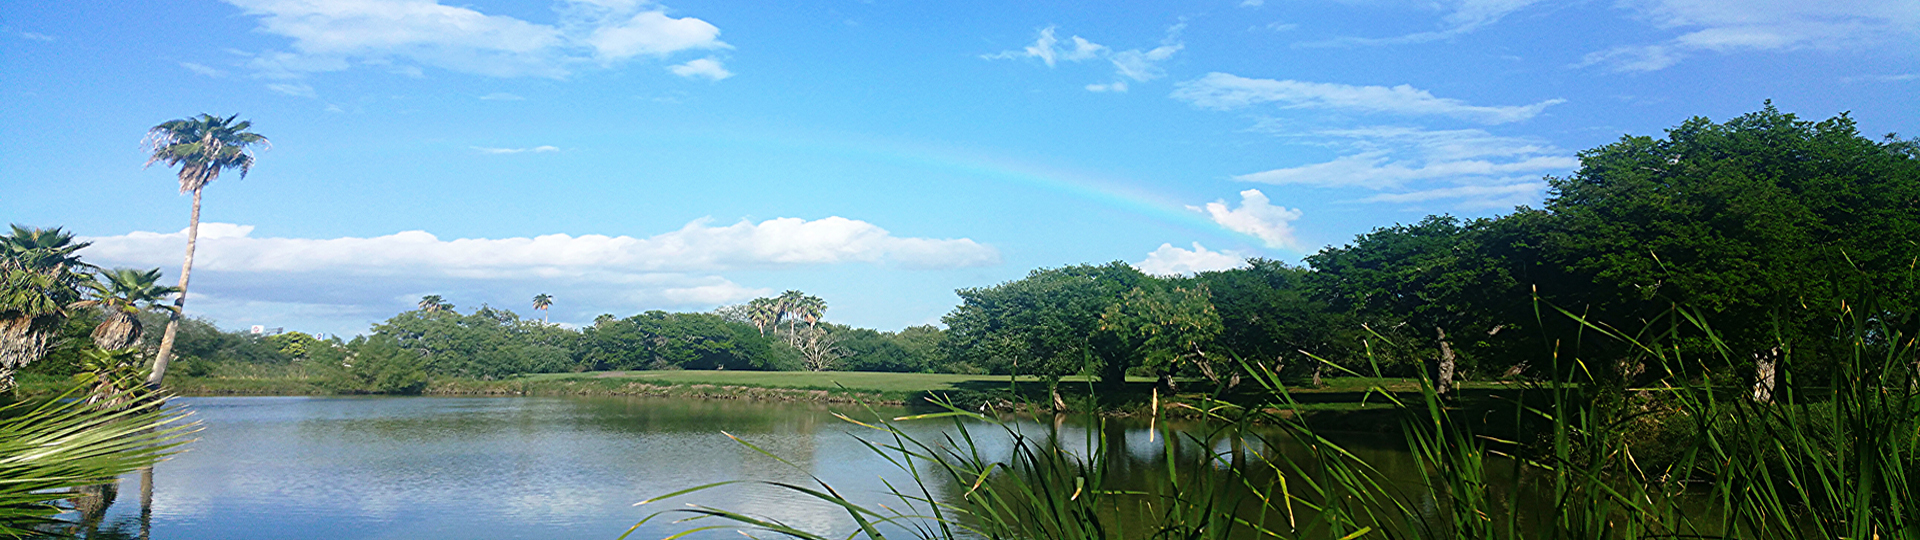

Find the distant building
[[249, 325, 285, 336]]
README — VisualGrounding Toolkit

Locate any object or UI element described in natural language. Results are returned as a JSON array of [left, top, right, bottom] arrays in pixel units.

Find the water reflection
[[62, 396, 1445, 540]]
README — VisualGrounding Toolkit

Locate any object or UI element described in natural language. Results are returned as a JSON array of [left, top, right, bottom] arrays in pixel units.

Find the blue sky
[[3, 0, 1915, 338]]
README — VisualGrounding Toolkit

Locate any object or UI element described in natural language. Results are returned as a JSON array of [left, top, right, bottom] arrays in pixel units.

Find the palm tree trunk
[[148, 188, 201, 389]]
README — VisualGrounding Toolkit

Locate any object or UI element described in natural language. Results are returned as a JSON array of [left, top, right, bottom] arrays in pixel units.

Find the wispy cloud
[[985, 24, 1185, 92], [1232, 126, 1575, 209], [981, 26, 1107, 67], [478, 92, 525, 101], [668, 57, 732, 81], [1135, 242, 1249, 276], [1189, 189, 1305, 249], [474, 145, 560, 154], [265, 82, 317, 98], [19, 32, 55, 42], [1172, 72, 1562, 124], [1580, 0, 1920, 72], [1303, 0, 1544, 47], [221, 0, 727, 80], [180, 62, 225, 77]]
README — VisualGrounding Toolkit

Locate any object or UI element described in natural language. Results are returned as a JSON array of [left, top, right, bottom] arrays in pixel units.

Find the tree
[[942, 262, 1150, 408], [1307, 216, 1524, 394], [142, 113, 268, 388], [418, 295, 452, 313], [1, 225, 94, 392], [1541, 105, 1920, 397], [1196, 259, 1350, 385], [72, 268, 178, 351], [1100, 282, 1225, 390], [532, 293, 553, 322]]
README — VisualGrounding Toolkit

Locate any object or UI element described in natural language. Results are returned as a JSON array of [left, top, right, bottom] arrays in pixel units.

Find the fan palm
[[72, 268, 178, 351], [1, 225, 94, 393], [0, 383, 196, 535], [418, 295, 452, 313], [142, 114, 268, 389], [532, 293, 553, 322]]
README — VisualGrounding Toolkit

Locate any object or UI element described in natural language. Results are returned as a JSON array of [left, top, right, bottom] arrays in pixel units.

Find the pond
[[62, 395, 1422, 540]]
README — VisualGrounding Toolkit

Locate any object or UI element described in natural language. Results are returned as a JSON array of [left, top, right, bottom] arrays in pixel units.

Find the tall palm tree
[[532, 293, 553, 322], [71, 268, 178, 350], [418, 295, 451, 313], [1, 225, 94, 392], [142, 114, 268, 388]]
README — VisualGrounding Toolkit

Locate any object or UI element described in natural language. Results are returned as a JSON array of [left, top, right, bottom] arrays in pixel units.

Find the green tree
[[1, 225, 95, 392], [72, 268, 178, 351], [1307, 216, 1525, 393], [1196, 259, 1350, 385], [1100, 282, 1225, 390], [1542, 105, 1920, 396], [942, 262, 1150, 408], [142, 113, 269, 389]]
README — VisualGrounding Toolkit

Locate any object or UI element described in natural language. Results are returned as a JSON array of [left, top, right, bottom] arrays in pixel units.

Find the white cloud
[[81, 218, 998, 278], [1231, 126, 1576, 209], [265, 82, 317, 98], [982, 26, 1106, 67], [220, 0, 727, 79], [1188, 189, 1304, 249], [180, 62, 225, 77], [1583, 0, 1920, 71], [478, 92, 525, 101], [474, 145, 560, 154], [78, 218, 998, 335], [986, 24, 1185, 92], [19, 32, 54, 42], [1172, 72, 1562, 124], [1240, 0, 1265, 7], [1135, 243, 1250, 276], [584, 10, 726, 60], [668, 57, 732, 80]]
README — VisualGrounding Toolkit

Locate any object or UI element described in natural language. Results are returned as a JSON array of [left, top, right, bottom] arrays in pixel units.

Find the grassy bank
[[14, 368, 1488, 428]]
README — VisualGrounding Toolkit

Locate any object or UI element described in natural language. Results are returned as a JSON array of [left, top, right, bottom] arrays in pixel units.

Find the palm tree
[[746, 297, 779, 336], [532, 293, 553, 322], [1, 225, 94, 393], [72, 268, 178, 351], [142, 114, 268, 388], [418, 295, 451, 313]]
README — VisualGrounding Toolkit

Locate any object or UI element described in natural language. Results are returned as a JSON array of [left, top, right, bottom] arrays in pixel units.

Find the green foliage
[[574, 310, 782, 371], [838, 325, 946, 372], [1196, 259, 1352, 382], [373, 304, 576, 378], [317, 334, 428, 394], [942, 262, 1153, 385], [137, 311, 291, 366], [0, 384, 195, 535], [1542, 105, 1920, 365]]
